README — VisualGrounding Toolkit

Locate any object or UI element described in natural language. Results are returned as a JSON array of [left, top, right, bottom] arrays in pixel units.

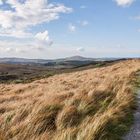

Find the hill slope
[[0, 59, 140, 140]]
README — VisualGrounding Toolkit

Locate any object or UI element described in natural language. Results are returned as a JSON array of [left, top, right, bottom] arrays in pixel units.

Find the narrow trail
[[124, 80, 140, 140]]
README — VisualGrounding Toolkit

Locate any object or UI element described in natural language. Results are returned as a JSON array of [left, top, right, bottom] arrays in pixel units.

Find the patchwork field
[[0, 59, 140, 140]]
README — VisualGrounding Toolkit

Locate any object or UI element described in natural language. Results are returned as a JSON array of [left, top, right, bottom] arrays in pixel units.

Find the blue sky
[[0, 0, 139, 59]]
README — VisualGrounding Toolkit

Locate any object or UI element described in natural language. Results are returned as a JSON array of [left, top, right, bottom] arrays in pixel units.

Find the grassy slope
[[0, 59, 140, 140]]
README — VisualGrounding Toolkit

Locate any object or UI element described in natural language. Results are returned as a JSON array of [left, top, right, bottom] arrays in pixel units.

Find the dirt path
[[124, 89, 140, 140]]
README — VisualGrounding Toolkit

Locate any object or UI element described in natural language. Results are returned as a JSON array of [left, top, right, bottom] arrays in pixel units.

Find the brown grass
[[0, 59, 140, 140]]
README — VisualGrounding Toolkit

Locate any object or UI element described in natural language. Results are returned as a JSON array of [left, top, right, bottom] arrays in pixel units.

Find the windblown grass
[[0, 59, 140, 140]]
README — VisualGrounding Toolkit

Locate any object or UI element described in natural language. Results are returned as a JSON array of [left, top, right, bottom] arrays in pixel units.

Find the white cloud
[[35, 31, 50, 41], [80, 5, 87, 9], [0, 39, 46, 54], [132, 15, 140, 20], [0, 0, 3, 5], [68, 20, 88, 34], [0, 0, 72, 38], [76, 47, 85, 52], [15, 48, 26, 53], [34, 46, 45, 51], [115, 0, 135, 7], [5, 47, 14, 53], [0, 47, 14, 53], [0, 28, 32, 38], [69, 24, 76, 32], [35, 30, 53, 46], [81, 20, 89, 26]]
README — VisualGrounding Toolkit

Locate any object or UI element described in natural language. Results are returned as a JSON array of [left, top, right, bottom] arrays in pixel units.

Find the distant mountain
[[58, 56, 120, 62], [0, 56, 121, 66], [0, 56, 91, 64], [57, 55, 94, 61], [0, 58, 52, 64]]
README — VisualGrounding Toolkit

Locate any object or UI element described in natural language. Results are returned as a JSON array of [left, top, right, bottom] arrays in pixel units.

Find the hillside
[[0, 59, 140, 140], [0, 60, 117, 83]]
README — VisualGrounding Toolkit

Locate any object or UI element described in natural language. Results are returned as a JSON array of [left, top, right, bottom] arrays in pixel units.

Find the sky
[[0, 0, 140, 59]]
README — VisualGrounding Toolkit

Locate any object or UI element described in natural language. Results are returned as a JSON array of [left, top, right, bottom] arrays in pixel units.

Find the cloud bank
[[115, 0, 135, 7], [0, 0, 72, 46]]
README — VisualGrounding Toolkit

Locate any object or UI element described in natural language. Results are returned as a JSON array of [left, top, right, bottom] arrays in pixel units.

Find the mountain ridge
[[0, 55, 121, 64]]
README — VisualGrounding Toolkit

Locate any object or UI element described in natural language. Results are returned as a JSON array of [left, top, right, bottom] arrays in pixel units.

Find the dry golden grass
[[0, 59, 140, 140]]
